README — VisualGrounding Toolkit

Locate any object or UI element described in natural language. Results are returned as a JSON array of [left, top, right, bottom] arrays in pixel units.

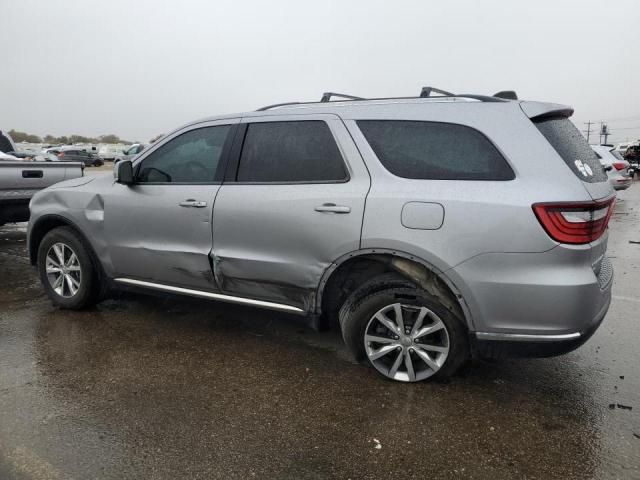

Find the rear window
[[611, 150, 624, 161], [0, 132, 14, 154], [534, 116, 607, 183], [357, 120, 514, 181]]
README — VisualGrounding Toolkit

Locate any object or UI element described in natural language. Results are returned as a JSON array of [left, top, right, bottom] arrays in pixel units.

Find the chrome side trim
[[475, 331, 581, 342], [114, 278, 304, 314]]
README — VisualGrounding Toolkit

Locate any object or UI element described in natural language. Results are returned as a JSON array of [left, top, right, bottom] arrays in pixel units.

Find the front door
[[211, 115, 370, 311], [104, 120, 237, 290]]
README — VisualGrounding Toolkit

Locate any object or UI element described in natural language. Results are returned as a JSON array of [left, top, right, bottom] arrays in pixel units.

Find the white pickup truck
[[0, 130, 85, 225]]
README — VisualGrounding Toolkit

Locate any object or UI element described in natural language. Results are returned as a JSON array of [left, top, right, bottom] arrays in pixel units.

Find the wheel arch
[[315, 249, 475, 331], [29, 214, 99, 268]]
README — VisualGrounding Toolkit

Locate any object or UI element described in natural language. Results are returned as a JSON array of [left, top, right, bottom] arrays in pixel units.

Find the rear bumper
[[471, 291, 610, 358], [450, 246, 613, 358], [612, 177, 632, 190]]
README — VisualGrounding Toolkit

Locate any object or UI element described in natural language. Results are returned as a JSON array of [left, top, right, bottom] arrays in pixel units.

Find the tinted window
[[137, 125, 231, 183], [534, 116, 607, 183], [0, 133, 13, 154], [237, 121, 347, 182], [357, 120, 514, 180]]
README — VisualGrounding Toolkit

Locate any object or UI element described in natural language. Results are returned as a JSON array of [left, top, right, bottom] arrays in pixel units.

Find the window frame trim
[[223, 118, 352, 185], [131, 119, 240, 186], [355, 119, 516, 182]]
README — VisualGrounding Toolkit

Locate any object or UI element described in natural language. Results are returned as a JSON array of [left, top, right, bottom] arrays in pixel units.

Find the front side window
[[357, 120, 514, 181], [236, 121, 347, 183], [137, 125, 231, 183]]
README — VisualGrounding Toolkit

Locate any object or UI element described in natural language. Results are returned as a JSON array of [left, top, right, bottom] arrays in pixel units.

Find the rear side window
[[534, 116, 607, 183], [357, 120, 514, 180], [237, 121, 347, 183]]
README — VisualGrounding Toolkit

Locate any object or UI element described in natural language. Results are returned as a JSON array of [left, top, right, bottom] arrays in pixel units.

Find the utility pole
[[583, 121, 593, 143], [600, 122, 610, 145]]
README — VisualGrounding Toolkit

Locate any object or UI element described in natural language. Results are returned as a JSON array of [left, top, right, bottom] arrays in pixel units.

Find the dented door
[[211, 115, 370, 311], [104, 120, 238, 290]]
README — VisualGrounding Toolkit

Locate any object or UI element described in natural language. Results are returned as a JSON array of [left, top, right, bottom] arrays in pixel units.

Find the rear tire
[[37, 227, 100, 309], [339, 274, 469, 382]]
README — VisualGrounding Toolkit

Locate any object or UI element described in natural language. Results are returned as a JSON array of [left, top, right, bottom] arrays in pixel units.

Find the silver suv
[[27, 88, 615, 382]]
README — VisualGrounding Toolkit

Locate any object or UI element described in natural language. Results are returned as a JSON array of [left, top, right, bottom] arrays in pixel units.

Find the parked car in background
[[610, 148, 635, 179], [614, 143, 630, 158], [98, 144, 126, 161], [27, 88, 615, 383], [115, 143, 147, 163], [49, 146, 104, 167], [1, 130, 84, 225], [624, 144, 640, 172], [592, 145, 633, 190]]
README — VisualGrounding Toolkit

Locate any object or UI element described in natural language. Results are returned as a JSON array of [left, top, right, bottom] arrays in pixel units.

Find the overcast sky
[[2, 0, 639, 143]]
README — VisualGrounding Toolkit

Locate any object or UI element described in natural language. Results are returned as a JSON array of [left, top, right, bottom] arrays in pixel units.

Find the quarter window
[[137, 125, 231, 183], [357, 120, 514, 181], [534, 116, 607, 183], [237, 121, 347, 183]]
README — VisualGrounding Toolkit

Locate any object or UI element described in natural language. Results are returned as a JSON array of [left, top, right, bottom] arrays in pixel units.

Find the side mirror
[[115, 159, 134, 185]]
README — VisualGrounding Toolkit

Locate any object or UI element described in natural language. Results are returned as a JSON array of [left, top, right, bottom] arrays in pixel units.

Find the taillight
[[532, 197, 615, 245], [613, 162, 625, 171], [57, 152, 64, 158]]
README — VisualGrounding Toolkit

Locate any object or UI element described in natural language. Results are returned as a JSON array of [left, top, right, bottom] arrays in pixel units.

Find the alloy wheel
[[364, 303, 450, 382], [45, 242, 82, 298]]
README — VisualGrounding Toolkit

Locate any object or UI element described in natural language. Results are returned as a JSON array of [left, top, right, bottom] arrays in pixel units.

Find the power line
[[607, 125, 640, 131]]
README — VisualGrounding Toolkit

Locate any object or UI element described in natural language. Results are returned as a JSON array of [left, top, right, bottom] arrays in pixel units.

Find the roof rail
[[256, 101, 305, 111], [256, 87, 512, 111]]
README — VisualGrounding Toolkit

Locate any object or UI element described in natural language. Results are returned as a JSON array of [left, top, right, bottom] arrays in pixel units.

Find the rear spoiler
[[520, 101, 574, 120]]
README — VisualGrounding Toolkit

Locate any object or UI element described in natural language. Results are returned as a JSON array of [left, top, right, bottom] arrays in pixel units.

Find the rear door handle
[[179, 199, 207, 208], [314, 203, 351, 214]]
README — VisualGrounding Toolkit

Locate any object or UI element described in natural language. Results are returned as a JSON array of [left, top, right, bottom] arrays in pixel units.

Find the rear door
[[211, 114, 370, 311]]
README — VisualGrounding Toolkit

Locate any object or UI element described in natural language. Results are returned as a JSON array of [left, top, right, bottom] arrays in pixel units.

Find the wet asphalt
[[0, 180, 639, 479]]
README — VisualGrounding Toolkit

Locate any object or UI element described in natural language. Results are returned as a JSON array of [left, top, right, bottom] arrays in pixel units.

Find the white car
[[98, 144, 125, 161], [591, 145, 632, 190]]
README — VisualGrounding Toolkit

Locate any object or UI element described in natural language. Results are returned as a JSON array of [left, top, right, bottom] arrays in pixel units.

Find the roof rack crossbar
[[493, 90, 518, 100], [420, 87, 456, 98], [320, 92, 365, 102]]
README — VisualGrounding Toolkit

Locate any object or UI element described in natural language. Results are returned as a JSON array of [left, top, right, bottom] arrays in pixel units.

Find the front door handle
[[179, 199, 207, 208], [314, 203, 351, 214]]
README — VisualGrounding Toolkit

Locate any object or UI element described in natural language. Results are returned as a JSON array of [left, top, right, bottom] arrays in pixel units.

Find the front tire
[[339, 274, 469, 382], [37, 227, 100, 309]]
